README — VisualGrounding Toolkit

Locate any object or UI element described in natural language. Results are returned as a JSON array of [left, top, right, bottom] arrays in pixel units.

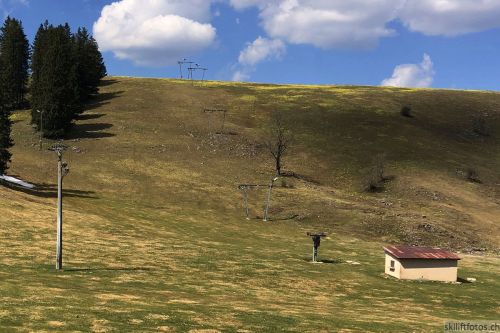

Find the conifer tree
[[31, 22, 79, 137], [73, 27, 107, 103], [0, 16, 29, 109], [0, 72, 12, 175]]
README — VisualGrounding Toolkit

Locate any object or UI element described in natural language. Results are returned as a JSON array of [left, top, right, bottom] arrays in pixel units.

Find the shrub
[[465, 167, 481, 183], [365, 176, 382, 192], [401, 105, 413, 118], [472, 113, 490, 137]]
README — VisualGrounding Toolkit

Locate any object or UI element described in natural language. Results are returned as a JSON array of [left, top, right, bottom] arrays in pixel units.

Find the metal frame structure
[[306, 232, 327, 262], [188, 64, 208, 84], [238, 176, 279, 221], [177, 58, 194, 79]]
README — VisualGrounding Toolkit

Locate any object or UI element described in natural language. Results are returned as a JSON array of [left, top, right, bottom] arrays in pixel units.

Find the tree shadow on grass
[[83, 91, 124, 112], [2, 181, 98, 199], [67, 122, 115, 139], [65, 91, 123, 139], [76, 113, 105, 121], [99, 78, 119, 87], [64, 267, 153, 272], [281, 171, 321, 185]]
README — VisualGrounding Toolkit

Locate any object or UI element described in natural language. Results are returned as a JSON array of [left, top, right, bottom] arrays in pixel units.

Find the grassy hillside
[[1, 77, 499, 332]]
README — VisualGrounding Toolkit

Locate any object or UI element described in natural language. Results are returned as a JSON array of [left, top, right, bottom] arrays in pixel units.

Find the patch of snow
[[0, 175, 35, 189]]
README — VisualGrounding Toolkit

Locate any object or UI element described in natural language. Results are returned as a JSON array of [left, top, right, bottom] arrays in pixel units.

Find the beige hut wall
[[384, 253, 402, 279], [400, 259, 458, 282]]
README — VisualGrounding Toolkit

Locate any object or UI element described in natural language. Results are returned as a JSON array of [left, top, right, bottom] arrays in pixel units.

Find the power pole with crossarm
[[49, 142, 69, 270]]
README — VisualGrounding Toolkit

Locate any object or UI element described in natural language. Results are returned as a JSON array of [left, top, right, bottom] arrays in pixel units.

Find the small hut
[[384, 245, 461, 282]]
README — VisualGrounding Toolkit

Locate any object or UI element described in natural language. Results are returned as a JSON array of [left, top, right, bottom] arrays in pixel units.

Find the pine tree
[[31, 22, 79, 137], [0, 66, 12, 174], [0, 16, 30, 109], [30, 22, 49, 100], [73, 27, 106, 103], [0, 106, 12, 175]]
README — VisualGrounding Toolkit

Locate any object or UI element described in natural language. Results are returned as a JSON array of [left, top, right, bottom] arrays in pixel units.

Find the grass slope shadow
[[1, 181, 98, 199]]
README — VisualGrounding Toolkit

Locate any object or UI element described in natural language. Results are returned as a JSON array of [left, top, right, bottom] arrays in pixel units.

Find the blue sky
[[7, 0, 500, 90]]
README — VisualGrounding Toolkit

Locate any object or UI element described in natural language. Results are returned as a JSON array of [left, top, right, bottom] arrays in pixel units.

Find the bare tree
[[266, 111, 291, 176], [472, 113, 490, 137], [364, 153, 387, 192]]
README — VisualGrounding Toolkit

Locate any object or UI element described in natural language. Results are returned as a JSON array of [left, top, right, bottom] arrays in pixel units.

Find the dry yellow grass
[[0, 77, 499, 332]]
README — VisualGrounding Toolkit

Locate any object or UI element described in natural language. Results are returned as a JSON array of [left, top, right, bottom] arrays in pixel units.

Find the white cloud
[[398, 0, 500, 36], [238, 36, 285, 66], [1, 0, 29, 16], [93, 0, 216, 67], [229, 0, 270, 10], [229, 0, 500, 49], [93, 0, 500, 75], [381, 54, 435, 88], [231, 70, 250, 82], [3, 0, 28, 5], [232, 36, 286, 81], [230, 0, 404, 49], [262, 0, 404, 49]]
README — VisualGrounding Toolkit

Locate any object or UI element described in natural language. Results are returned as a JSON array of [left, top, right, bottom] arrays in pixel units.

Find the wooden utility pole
[[49, 143, 69, 270], [36, 110, 44, 150], [263, 177, 279, 222]]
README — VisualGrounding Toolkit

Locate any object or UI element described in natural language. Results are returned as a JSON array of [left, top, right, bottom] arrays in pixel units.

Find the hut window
[[390, 260, 395, 272]]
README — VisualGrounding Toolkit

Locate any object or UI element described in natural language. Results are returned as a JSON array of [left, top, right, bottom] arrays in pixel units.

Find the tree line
[[0, 17, 106, 175]]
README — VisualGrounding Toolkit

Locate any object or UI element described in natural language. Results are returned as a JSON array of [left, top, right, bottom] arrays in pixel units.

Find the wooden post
[[221, 110, 226, 133], [207, 111, 212, 135], [37, 110, 44, 151], [243, 187, 249, 220]]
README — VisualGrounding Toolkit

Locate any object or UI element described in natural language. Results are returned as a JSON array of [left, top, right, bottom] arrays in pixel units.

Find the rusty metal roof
[[384, 245, 461, 260]]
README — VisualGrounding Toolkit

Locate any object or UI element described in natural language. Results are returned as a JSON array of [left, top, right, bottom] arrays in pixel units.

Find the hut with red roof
[[384, 245, 461, 282]]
